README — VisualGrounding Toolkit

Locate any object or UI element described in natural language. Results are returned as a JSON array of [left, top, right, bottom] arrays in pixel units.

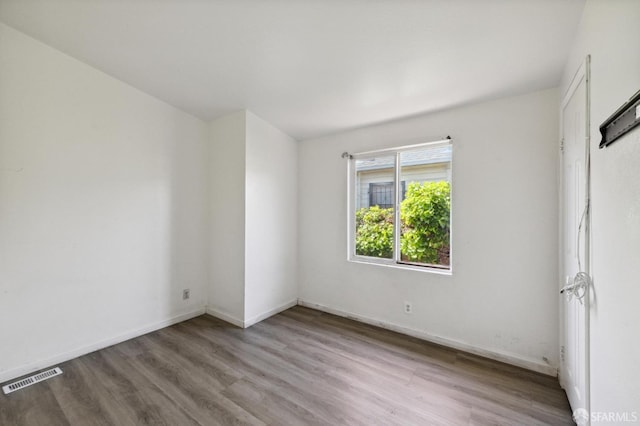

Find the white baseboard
[[244, 299, 298, 328], [1, 300, 555, 385], [206, 299, 298, 328], [204, 306, 244, 328], [297, 300, 558, 377], [0, 307, 206, 384]]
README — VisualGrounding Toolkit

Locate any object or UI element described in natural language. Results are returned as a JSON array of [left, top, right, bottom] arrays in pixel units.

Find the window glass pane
[[399, 144, 451, 268], [355, 156, 395, 259]]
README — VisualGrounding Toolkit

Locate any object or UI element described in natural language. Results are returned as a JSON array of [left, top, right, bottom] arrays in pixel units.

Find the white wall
[[298, 88, 560, 374], [561, 0, 640, 418], [208, 112, 247, 325], [0, 23, 210, 382], [245, 111, 298, 325], [207, 110, 298, 327]]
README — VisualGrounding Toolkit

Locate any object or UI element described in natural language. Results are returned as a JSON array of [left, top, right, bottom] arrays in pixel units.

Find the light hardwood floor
[[0, 306, 573, 425]]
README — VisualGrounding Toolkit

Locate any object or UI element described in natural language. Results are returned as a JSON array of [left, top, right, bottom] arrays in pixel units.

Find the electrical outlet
[[404, 301, 412, 314], [182, 289, 190, 300]]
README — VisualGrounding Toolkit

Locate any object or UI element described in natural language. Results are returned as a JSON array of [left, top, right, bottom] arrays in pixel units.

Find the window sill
[[347, 257, 452, 275]]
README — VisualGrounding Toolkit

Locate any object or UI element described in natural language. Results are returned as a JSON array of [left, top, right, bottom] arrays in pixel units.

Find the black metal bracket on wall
[[599, 89, 640, 148]]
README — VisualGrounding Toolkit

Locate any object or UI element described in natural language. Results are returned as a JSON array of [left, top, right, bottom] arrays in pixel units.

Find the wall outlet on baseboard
[[182, 289, 190, 300], [404, 301, 412, 314]]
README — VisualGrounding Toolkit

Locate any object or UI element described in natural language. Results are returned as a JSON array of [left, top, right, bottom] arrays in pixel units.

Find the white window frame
[[347, 138, 453, 274]]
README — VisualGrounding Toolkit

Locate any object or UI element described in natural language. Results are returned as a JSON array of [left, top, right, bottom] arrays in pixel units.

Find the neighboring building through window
[[349, 140, 452, 271]]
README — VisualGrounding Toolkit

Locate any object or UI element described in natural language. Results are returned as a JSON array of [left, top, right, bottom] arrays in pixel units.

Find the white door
[[560, 57, 590, 424]]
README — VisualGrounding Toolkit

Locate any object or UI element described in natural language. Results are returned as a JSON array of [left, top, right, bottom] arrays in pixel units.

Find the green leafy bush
[[355, 205, 394, 258], [400, 181, 450, 265], [354, 181, 450, 265]]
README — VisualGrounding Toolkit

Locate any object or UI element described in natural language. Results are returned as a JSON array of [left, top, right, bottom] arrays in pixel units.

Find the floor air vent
[[2, 367, 63, 395]]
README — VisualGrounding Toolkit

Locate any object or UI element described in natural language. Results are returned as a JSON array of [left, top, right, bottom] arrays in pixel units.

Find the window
[[368, 181, 406, 209], [349, 139, 452, 271], [369, 182, 394, 208]]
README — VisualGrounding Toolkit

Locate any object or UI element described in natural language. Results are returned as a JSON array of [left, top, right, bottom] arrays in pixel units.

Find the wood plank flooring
[[0, 306, 573, 425]]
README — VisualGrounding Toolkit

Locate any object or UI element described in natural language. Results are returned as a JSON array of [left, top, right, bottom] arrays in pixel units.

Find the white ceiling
[[0, 0, 585, 140]]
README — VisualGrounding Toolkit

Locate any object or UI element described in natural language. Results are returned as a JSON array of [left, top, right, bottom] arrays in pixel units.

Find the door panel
[[560, 58, 590, 424]]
